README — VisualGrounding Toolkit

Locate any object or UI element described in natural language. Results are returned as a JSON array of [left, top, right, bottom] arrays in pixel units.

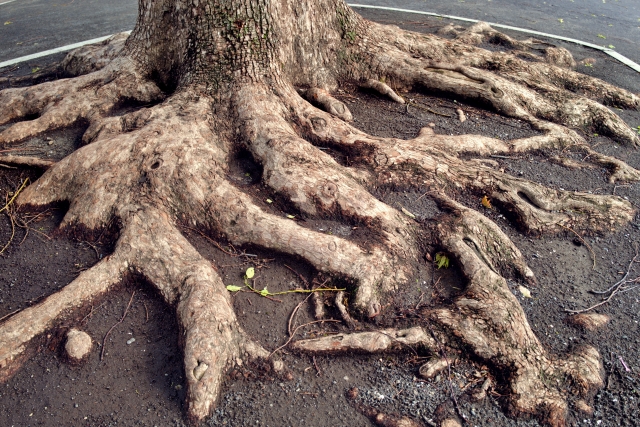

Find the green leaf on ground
[[259, 287, 269, 297], [226, 285, 242, 292], [597, 34, 606, 39], [245, 267, 255, 279], [435, 253, 450, 269]]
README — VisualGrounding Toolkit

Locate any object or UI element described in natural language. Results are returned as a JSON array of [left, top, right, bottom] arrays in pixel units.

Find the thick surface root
[[431, 196, 603, 425], [369, 21, 640, 148], [0, 255, 125, 382], [292, 327, 435, 353], [0, 57, 163, 146]]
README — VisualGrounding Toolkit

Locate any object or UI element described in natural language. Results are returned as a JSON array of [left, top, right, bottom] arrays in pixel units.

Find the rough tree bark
[[0, 0, 638, 425]]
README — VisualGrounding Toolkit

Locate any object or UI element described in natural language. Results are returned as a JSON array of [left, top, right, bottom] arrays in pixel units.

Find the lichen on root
[[0, 1, 638, 425]]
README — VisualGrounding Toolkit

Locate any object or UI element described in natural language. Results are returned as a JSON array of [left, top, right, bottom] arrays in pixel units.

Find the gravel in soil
[[1, 10, 640, 427]]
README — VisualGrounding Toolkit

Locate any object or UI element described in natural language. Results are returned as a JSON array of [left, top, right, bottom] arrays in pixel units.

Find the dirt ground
[[1, 9, 639, 427]]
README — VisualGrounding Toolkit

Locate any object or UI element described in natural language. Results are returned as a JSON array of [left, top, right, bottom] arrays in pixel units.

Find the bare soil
[[1, 10, 639, 427]]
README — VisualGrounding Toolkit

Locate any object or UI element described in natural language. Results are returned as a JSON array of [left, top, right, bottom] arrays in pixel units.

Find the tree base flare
[[1, 2, 639, 425]]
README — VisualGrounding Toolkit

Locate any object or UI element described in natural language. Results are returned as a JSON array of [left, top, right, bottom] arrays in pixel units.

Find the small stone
[[65, 329, 92, 362], [569, 313, 610, 331], [574, 399, 594, 415], [346, 387, 359, 400], [126, 337, 136, 345], [419, 357, 456, 379], [441, 419, 462, 427]]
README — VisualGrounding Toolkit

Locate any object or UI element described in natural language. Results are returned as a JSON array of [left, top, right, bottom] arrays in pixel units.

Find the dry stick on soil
[[0, 155, 55, 169], [0, 178, 29, 256], [288, 293, 314, 336], [566, 245, 640, 314], [180, 225, 239, 257], [0, 178, 29, 215], [100, 291, 136, 361], [80, 240, 101, 260], [335, 290, 356, 328], [557, 223, 596, 269], [270, 320, 341, 357], [0, 207, 16, 256]]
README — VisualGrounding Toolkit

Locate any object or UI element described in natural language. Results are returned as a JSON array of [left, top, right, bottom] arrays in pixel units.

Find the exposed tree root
[[0, 6, 638, 426], [0, 57, 163, 146], [0, 155, 55, 169]]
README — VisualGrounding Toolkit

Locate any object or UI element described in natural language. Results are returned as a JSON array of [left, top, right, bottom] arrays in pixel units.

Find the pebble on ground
[[65, 328, 92, 361]]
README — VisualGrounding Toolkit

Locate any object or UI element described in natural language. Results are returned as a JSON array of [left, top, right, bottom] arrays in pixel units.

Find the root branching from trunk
[[0, 2, 638, 425]]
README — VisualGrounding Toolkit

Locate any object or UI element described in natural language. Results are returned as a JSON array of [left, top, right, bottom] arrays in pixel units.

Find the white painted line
[[0, 0, 18, 6], [0, 32, 131, 70], [348, 3, 640, 74]]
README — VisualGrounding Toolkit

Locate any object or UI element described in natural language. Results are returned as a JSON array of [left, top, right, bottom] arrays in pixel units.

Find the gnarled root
[[0, 56, 163, 146], [432, 195, 603, 426], [368, 21, 640, 148]]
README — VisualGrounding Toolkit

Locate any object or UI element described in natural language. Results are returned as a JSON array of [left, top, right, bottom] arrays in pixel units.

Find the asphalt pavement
[[1, 0, 639, 69]]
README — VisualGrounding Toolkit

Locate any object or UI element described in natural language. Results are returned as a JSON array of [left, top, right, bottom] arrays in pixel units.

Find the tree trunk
[[0, 0, 639, 425], [125, 0, 365, 91]]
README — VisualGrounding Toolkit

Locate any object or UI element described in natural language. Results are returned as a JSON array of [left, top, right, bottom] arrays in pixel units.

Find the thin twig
[[288, 293, 314, 336], [284, 264, 309, 285], [101, 291, 136, 361], [566, 244, 639, 314], [269, 319, 341, 357], [556, 223, 596, 269], [0, 209, 16, 256], [0, 178, 29, 215], [406, 100, 452, 117], [312, 356, 322, 376], [490, 154, 518, 160], [81, 240, 101, 260], [246, 280, 283, 303], [180, 225, 238, 257]]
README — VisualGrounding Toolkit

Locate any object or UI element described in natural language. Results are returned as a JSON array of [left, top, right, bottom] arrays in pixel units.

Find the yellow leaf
[[557, 18, 564, 24], [401, 207, 416, 219], [481, 195, 492, 209], [4, 21, 12, 25], [245, 267, 255, 279], [519, 286, 532, 298]]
